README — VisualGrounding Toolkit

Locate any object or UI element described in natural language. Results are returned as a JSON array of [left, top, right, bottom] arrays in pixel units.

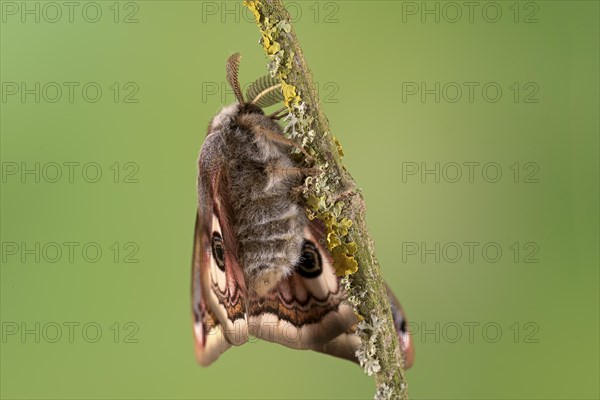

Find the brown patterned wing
[[192, 140, 248, 366], [247, 219, 356, 350], [246, 219, 415, 368]]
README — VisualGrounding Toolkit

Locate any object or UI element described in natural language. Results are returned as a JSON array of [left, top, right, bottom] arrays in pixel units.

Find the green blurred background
[[1, 1, 598, 399]]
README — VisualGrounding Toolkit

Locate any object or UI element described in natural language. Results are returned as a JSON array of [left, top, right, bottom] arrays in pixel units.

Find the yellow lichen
[[333, 136, 345, 158], [306, 205, 358, 276], [305, 194, 321, 211], [332, 246, 359, 275], [262, 34, 271, 49], [268, 41, 281, 55], [281, 82, 300, 107], [243, 0, 261, 22]]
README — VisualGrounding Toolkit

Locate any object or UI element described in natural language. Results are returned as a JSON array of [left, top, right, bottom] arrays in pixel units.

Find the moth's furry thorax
[[203, 102, 308, 296]]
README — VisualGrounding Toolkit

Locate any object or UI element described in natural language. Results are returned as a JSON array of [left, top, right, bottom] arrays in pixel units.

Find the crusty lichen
[[356, 312, 386, 376], [374, 383, 393, 400]]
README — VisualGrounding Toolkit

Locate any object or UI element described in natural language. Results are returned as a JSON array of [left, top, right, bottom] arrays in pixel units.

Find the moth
[[191, 53, 414, 369]]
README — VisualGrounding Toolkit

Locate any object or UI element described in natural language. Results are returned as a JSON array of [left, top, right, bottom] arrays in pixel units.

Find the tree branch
[[243, 1, 409, 398]]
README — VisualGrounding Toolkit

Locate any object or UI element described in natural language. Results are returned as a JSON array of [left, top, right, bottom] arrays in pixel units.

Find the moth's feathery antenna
[[226, 53, 245, 104], [251, 83, 282, 105]]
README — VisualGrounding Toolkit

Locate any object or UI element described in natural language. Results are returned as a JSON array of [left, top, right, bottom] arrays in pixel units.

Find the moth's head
[[208, 102, 265, 133], [238, 102, 264, 115]]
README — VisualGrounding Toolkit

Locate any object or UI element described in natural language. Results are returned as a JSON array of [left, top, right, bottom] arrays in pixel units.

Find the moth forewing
[[191, 213, 232, 366]]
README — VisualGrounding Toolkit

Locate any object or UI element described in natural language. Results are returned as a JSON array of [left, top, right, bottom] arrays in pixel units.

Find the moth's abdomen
[[234, 184, 307, 295]]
